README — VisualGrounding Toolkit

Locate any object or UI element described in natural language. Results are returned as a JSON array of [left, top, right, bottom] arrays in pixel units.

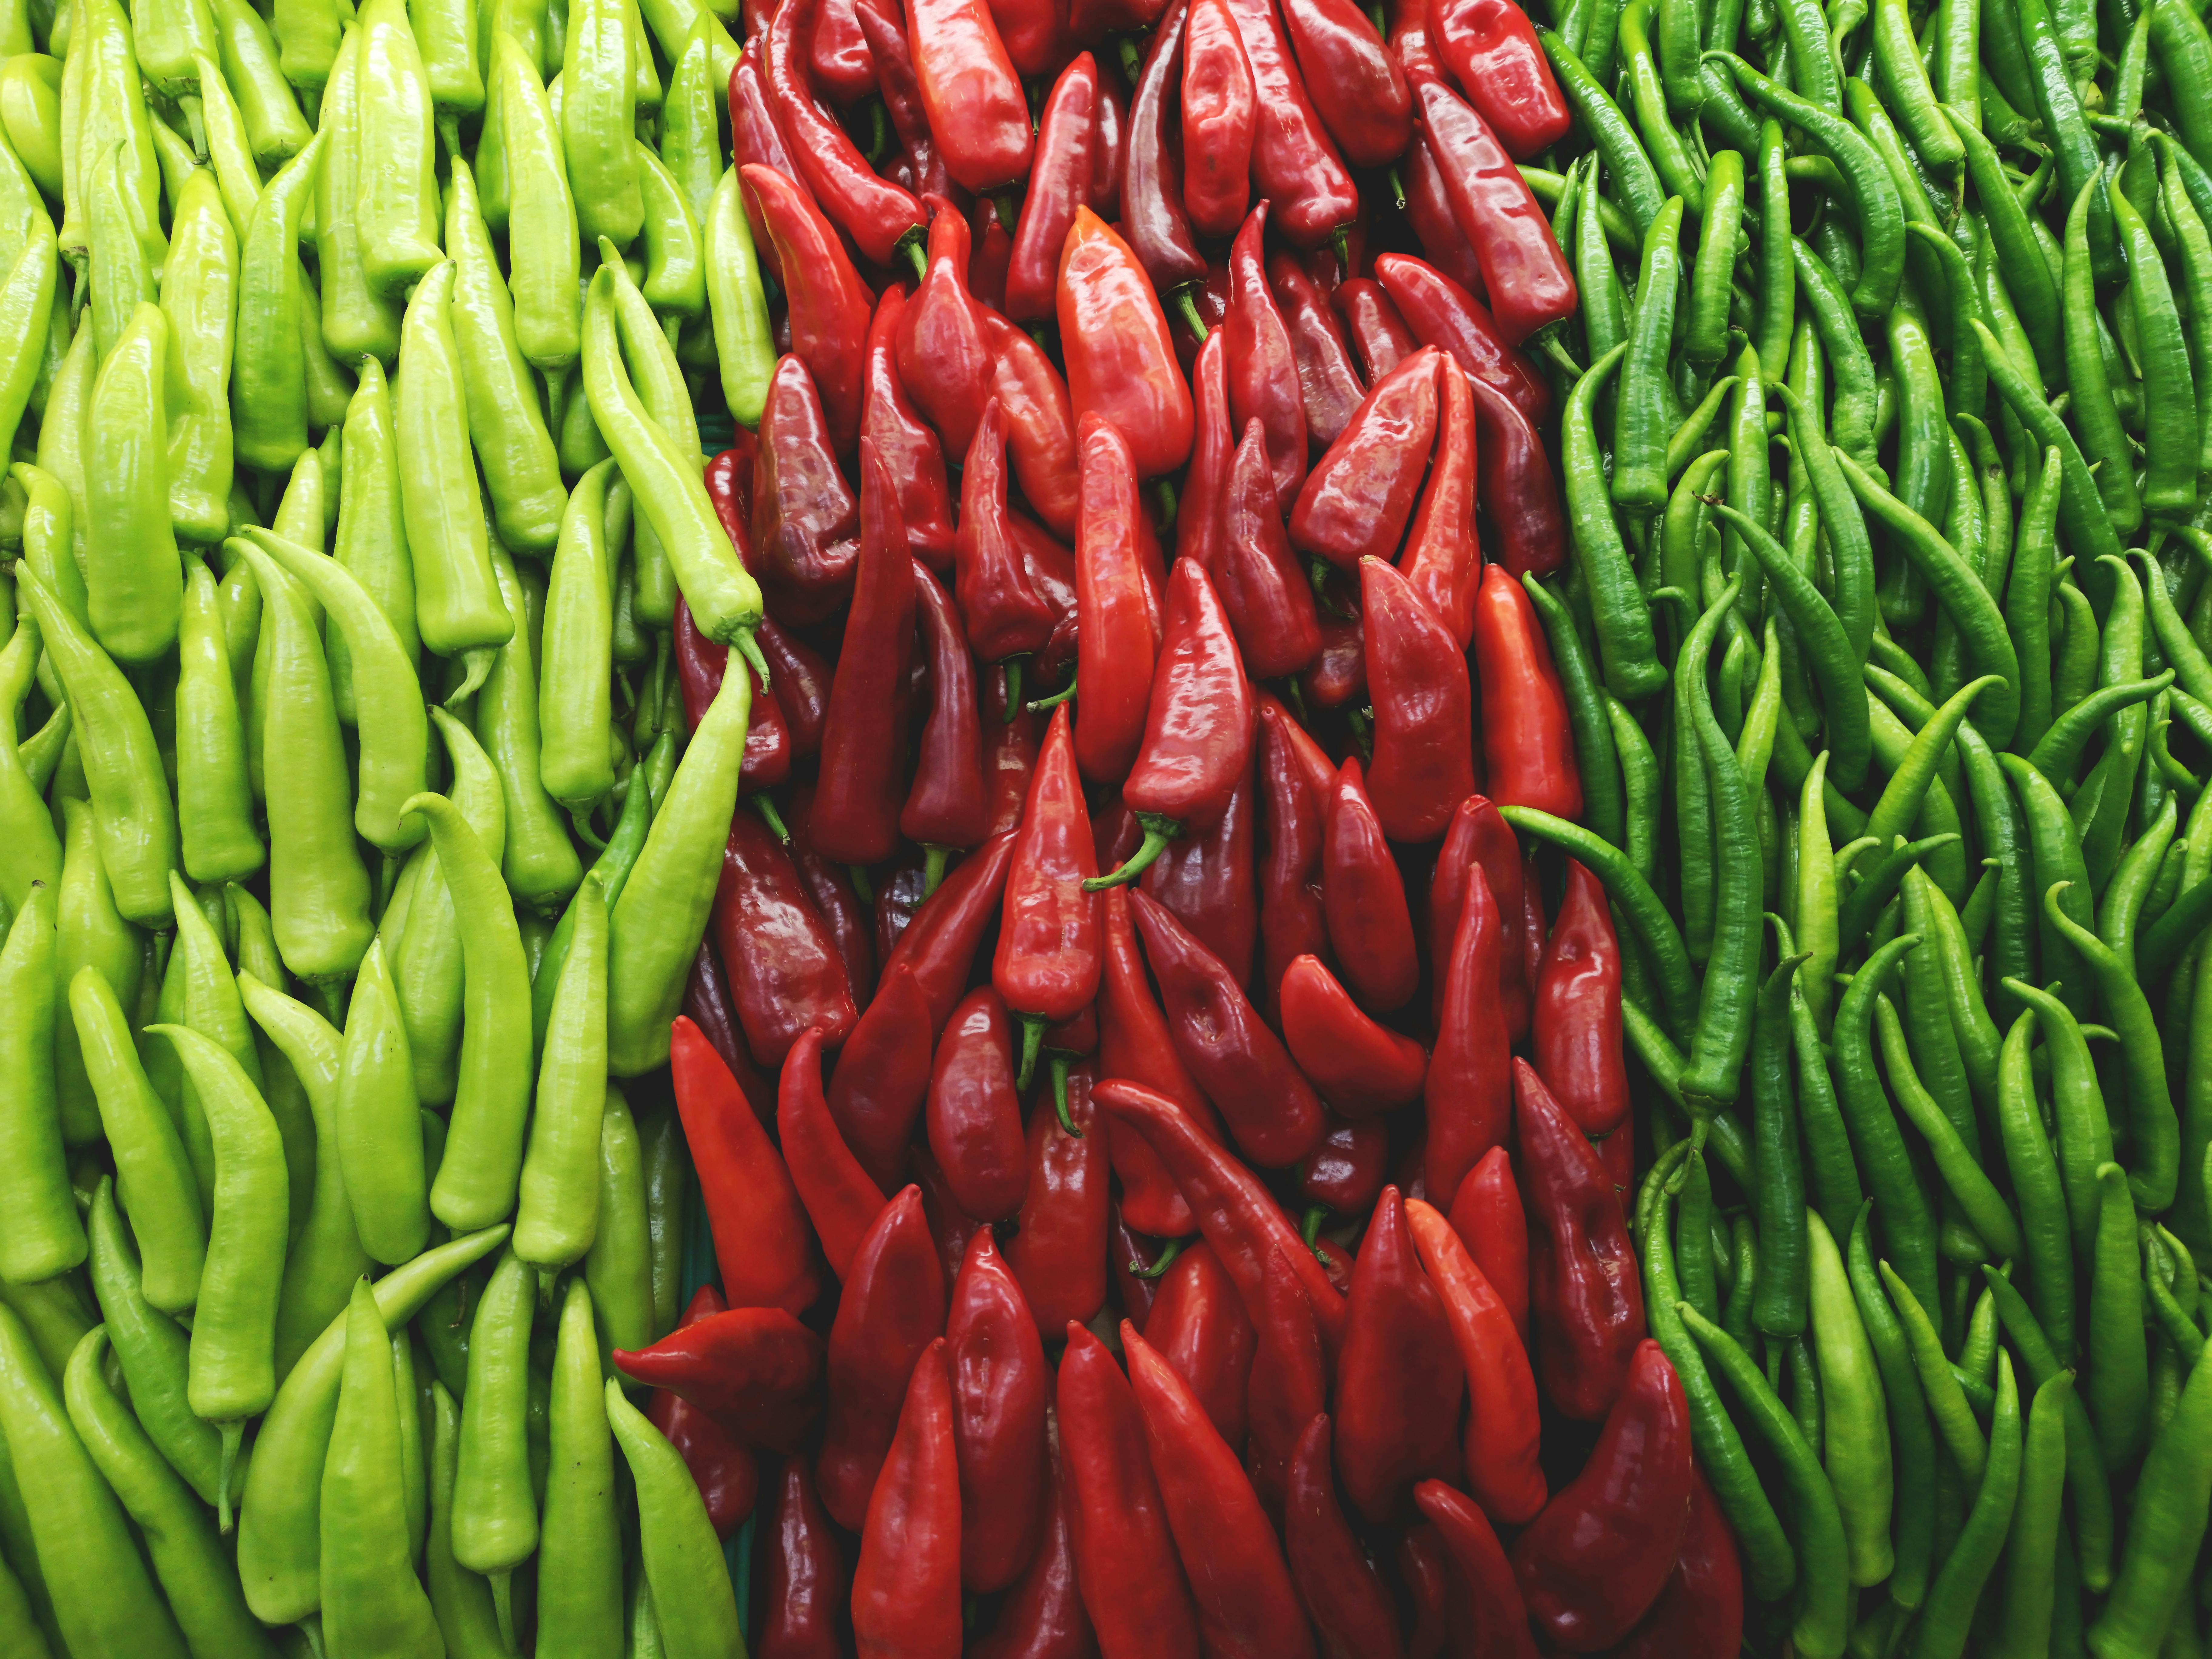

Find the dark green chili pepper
[[1914, 1354, 2023, 1659], [2045, 883, 2181, 1214], [1563, 344, 1670, 700], [1752, 933, 1812, 1336], [1685, 152, 1744, 371], [1540, 29, 1667, 238], [1833, 934, 1942, 1315], [1614, 197, 1688, 513], [1524, 575, 1625, 849]]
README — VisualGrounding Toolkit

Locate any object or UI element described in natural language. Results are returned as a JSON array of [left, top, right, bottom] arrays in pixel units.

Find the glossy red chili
[[1287, 1416, 1407, 1659], [1279, 955, 1426, 1112], [1282, 0, 1411, 162], [755, 615, 835, 757], [947, 1230, 1051, 1593], [1181, 0, 1256, 237], [1294, 1114, 1388, 1214], [994, 704, 1103, 1074], [902, 561, 990, 880], [1405, 1195, 1547, 1525], [1005, 1064, 1111, 1335], [856, 0, 957, 200], [907, 0, 1035, 190], [1089, 1080, 1349, 1356], [757, 1456, 849, 1659], [1269, 252, 1371, 449], [897, 207, 996, 465], [1007, 55, 1102, 323], [1319, 757, 1419, 1010], [1097, 886, 1218, 1237], [644, 1288, 759, 1538], [811, 0, 879, 104], [1465, 370, 1566, 578], [1413, 1480, 1541, 1659], [1145, 1242, 1257, 1451], [1176, 331, 1233, 577], [1255, 695, 1334, 1019], [1396, 1524, 1456, 1659], [1332, 276, 1419, 381], [1402, 131, 1489, 293], [852, 1340, 962, 1658], [1120, 0, 1210, 303], [613, 1307, 825, 1453], [675, 598, 789, 790], [1332, 1186, 1462, 1523], [819, 963, 930, 1191], [1373, 250, 1550, 424], [987, 667, 1041, 833], [1512, 1339, 1693, 1649], [812, 443, 917, 867], [1057, 207, 1195, 478], [859, 304, 958, 570], [713, 808, 859, 1064], [924, 987, 1028, 1221], [1225, 202, 1309, 510], [1244, 1244, 1328, 1509], [1472, 564, 1582, 818], [1533, 858, 1628, 1136], [1122, 1322, 1318, 1659], [1397, 361, 1479, 647], [764, 0, 927, 271], [748, 354, 860, 625], [682, 943, 777, 1128], [671, 1017, 820, 1316], [787, 785, 879, 1004], [729, 56, 806, 284], [1413, 78, 1577, 344], [984, 311, 1083, 536], [1611, 1468, 1745, 1659], [776, 1030, 889, 1280], [1056, 1322, 1203, 1659], [909, 1142, 981, 1292], [987, 0, 1066, 74], [1430, 795, 1528, 1040], [1362, 555, 1476, 844], [1088, 70, 1127, 215], [1215, 418, 1324, 678], [972, 196, 1015, 310], [1447, 1143, 1529, 1346], [883, 829, 1020, 1031], [1072, 413, 1158, 783], [1429, 0, 1572, 158], [1219, 0, 1359, 246], [1426, 862, 1513, 1209], [958, 397, 1060, 673], [973, 1444, 1098, 1659], [1137, 760, 1257, 987]]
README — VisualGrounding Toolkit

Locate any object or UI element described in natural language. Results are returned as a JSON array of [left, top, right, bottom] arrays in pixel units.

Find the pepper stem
[[1129, 1235, 1187, 1279], [922, 844, 951, 897], [1003, 658, 1025, 721], [848, 863, 874, 903], [1119, 34, 1144, 82], [1153, 478, 1177, 531], [1538, 332, 1587, 380], [299, 1615, 327, 1659], [446, 645, 497, 707], [1051, 1054, 1081, 1138], [866, 97, 889, 163], [1082, 815, 1179, 890], [217, 1419, 242, 1534], [1388, 166, 1407, 211], [1170, 285, 1210, 342], [897, 229, 929, 284], [1301, 1204, 1337, 1269], [492, 1572, 517, 1656], [735, 627, 773, 688], [1017, 1015, 1044, 1092], [994, 189, 1022, 234], [1027, 677, 1077, 712], [750, 795, 790, 843]]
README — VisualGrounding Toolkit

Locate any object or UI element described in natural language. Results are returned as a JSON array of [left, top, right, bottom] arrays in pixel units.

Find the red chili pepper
[[1426, 862, 1512, 1208], [900, 201, 998, 457], [1533, 859, 1628, 1137], [1429, 795, 1527, 1039], [1611, 1469, 1744, 1659], [675, 598, 790, 789], [1362, 555, 1476, 843], [922, 987, 1027, 1221], [1404, 1195, 1547, 1525], [1121, 1321, 1317, 1659], [852, 1339, 962, 1657], [987, 0, 1067, 74], [1286, 1416, 1407, 1659], [1215, 418, 1324, 678], [1110, 1208, 1168, 1333], [1515, 1057, 1644, 1420], [1396, 1524, 1456, 1659], [1598, 1112, 1633, 1204], [1429, 0, 1572, 158], [1088, 69, 1127, 214], [1176, 332, 1233, 578], [1095, 887, 1217, 1237], [812, 444, 917, 866], [1013, 514, 1085, 682], [973, 1442, 1098, 1659], [909, 1142, 982, 1291], [1056, 1321, 1204, 1659], [1144, 1242, 1257, 1451], [1447, 1143, 1529, 1346], [1297, 591, 1367, 711], [748, 354, 861, 625], [957, 397, 1059, 677], [1464, 371, 1566, 579], [787, 783, 880, 1005], [1518, 845, 1546, 1000], [755, 615, 836, 756], [816, 1187, 950, 1528], [812, 0, 881, 103], [1244, 1244, 1327, 1509], [1332, 276, 1418, 381], [671, 1017, 822, 1315], [645, 1288, 759, 1538], [1071, 413, 1158, 783], [1120, 0, 1209, 307], [884, 828, 1020, 1030], [757, 1456, 850, 1659], [906, 0, 1035, 190], [1390, 0, 1444, 82], [1511, 1340, 1693, 1648], [1294, 1114, 1387, 1215], [856, 0, 958, 201], [1137, 759, 1257, 987], [729, 57, 808, 284], [776, 1030, 890, 1283], [1089, 1080, 1349, 1355], [1393, 361, 1479, 648], [1005, 1063, 1111, 1334], [1057, 208, 1195, 479], [713, 809, 860, 1064], [1412, 80, 1577, 345], [1181, 0, 1256, 237], [1128, 889, 1326, 1167], [1007, 55, 1102, 323], [764, 0, 927, 271], [1405, 137, 1489, 294], [899, 562, 990, 885], [1267, 252, 1368, 449], [705, 440, 756, 555], [1225, 204, 1309, 510], [819, 962, 930, 1190], [682, 943, 778, 1128], [1330, 1186, 1462, 1523], [993, 704, 1102, 1082], [1319, 757, 1418, 1010], [1255, 695, 1334, 1018], [1279, 0, 1411, 164], [1279, 955, 1426, 1113], [945, 1230, 1051, 1593], [1413, 1480, 1540, 1659], [612, 1306, 826, 1453], [1218, 0, 1358, 247], [1373, 251, 1550, 424], [972, 196, 1016, 310], [1471, 563, 1581, 819], [986, 666, 1041, 833], [982, 313, 1083, 538]]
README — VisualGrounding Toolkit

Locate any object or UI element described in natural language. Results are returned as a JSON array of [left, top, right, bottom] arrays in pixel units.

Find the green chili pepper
[[0, 883, 80, 1284], [355, 0, 442, 295], [335, 939, 433, 1266], [585, 1083, 656, 1367], [313, 25, 402, 366], [540, 1278, 624, 1654], [702, 162, 774, 430], [540, 458, 621, 816], [515, 871, 609, 1277], [1873, 991, 2023, 1260], [606, 1373, 745, 1659], [426, 1376, 507, 1657], [478, 541, 586, 911], [167, 867, 266, 1210], [176, 556, 265, 883], [452, 1248, 537, 1648], [1612, 196, 1686, 513], [230, 129, 324, 475]]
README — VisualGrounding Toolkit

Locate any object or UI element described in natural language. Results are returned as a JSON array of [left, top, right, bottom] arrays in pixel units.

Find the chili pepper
[[1180, 0, 1256, 237], [1091, 892, 1214, 1238], [912, 0, 1035, 188], [1292, 349, 1438, 573], [447, 1249, 538, 1646], [744, 173, 878, 456], [1413, 1480, 1540, 1658], [1373, 252, 1550, 422], [759, 1454, 850, 1659], [1119, 0, 1210, 309], [1461, 374, 1563, 585], [857, 297, 959, 570], [1264, 255, 1365, 448], [746, 357, 861, 628], [1212, 0, 1355, 246], [1528, 859, 1628, 1138], [971, 1441, 1094, 1658], [763, 0, 926, 271], [1056, 1321, 1204, 1659], [1057, 207, 1195, 479], [1252, 695, 1333, 1005], [712, 807, 859, 1066], [1331, 278, 1415, 383], [1468, 568, 1580, 829], [1509, 1338, 1692, 1646], [853, 1, 952, 199], [1413, 81, 1576, 346], [1144, 1242, 1258, 1452], [1238, 1243, 1329, 1511], [1093, 1080, 1349, 1353], [1213, 417, 1327, 679], [981, 313, 1084, 538], [1278, 954, 1426, 1113], [1070, 414, 1159, 784], [727, 51, 803, 275], [1320, 756, 1419, 1011], [820, 966, 930, 1193], [1223, 204, 1311, 509], [958, 397, 1061, 694], [1429, 0, 1569, 155], [939, 1231, 1054, 1596], [1135, 761, 1258, 985], [608, 1376, 749, 1657], [1399, 133, 1489, 300], [1363, 555, 1479, 844], [811, 446, 918, 867], [1006, 60, 1099, 326], [915, 987, 1022, 1219], [1006, 1062, 1112, 1331], [894, 206, 993, 462], [849, 1338, 964, 1654], [774, 1027, 888, 1279], [641, 1286, 759, 1537], [1330, 1187, 1462, 1523], [1283, 1416, 1406, 1659], [1602, 1466, 1741, 1657], [884, 830, 1021, 1034], [1394, 1524, 1453, 1659], [1439, 1148, 1523, 1345], [675, 604, 789, 794], [992, 703, 1103, 1086]]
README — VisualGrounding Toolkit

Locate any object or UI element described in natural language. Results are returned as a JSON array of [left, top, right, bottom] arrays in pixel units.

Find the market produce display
[[4, 0, 2212, 1641]]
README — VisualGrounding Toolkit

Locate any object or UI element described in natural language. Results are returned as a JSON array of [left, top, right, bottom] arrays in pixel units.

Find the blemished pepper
[[1532, 859, 1629, 1136], [1182, 0, 1256, 236], [1058, 209, 1195, 478], [947, 1228, 1051, 1592], [1471, 562, 1582, 818], [1291, 347, 1440, 570]]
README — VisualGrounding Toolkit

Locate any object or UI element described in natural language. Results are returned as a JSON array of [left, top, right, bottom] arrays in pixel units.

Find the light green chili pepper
[[161, 172, 241, 550], [355, 0, 443, 294], [314, 25, 402, 367], [168, 866, 266, 1210], [540, 1278, 624, 1653], [82, 301, 181, 665], [491, 30, 582, 373], [337, 939, 432, 1265], [516, 870, 608, 1276], [208, 0, 313, 161], [425, 1376, 507, 1657], [585, 1083, 655, 1367], [564, 0, 640, 246], [0, 886, 83, 1284], [453, 1248, 538, 1648], [478, 541, 585, 909], [634, 140, 705, 323], [0, 614, 59, 914], [230, 129, 326, 477], [606, 1371, 744, 1659], [540, 458, 620, 813], [329, 354, 418, 723], [704, 163, 775, 430]]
